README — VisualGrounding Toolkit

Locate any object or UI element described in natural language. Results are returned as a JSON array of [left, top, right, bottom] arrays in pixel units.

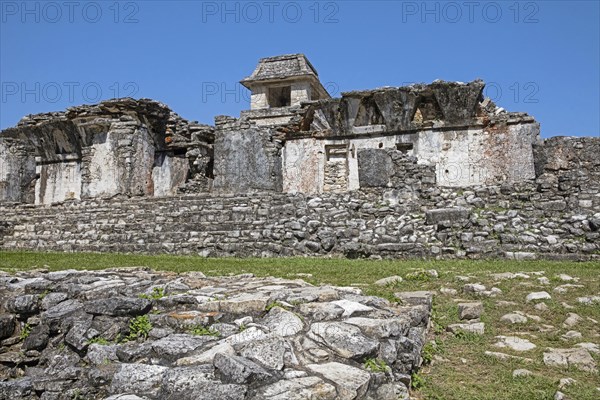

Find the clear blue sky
[[1, 0, 599, 137]]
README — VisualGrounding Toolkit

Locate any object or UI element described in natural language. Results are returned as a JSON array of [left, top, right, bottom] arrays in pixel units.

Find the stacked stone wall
[[1, 163, 598, 260]]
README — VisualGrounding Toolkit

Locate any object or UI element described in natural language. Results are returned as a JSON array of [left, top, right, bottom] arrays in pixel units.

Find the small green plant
[[126, 315, 152, 341], [238, 324, 247, 332], [19, 323, 32, 341], [422, 341, 438, 365], [189, 324, 220, 337], [265, 301, 288, 312], [139, 287, 165, 300], [405, 270, 433, 282], [453, 329, 480, 342], [430, 306, 447, 334], [433, 321, 445, 335], [411, 372, 426, 389], [87, 337, 111, 345], [38, 290, 50, 300], [363, 358, 389, 373], [71, 389, 82, 400]]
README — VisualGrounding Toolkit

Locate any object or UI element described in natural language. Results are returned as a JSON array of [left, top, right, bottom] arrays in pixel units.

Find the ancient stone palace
[[0, 54, 598, 259]]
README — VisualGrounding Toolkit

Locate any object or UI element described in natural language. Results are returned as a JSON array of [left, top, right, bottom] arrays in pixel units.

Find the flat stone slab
[[543, 348, 598, 372], [306, 362, 371, 400], [0, 268, 429, 400], [176, 342, 236, 366], [394, 291, 433, 308], [256, 376, 337, 399], [493, 336, 537, 352], [240, 336, 287, 370], [344, 317, 410, 338], [484, 351, 534, 363], [500, 313, 528, 324], [84, 297, 152, 317], [577, 296, 600, 305], [110, 364, 168, 397], [447, 322, 485, 335], [526, 292, 552, 302], [262, 307, 304, 336], [330, 299, 373, 317], [425, 207, 471, 225], [374, 276, 403, 286], [308, 322, 380, 359]]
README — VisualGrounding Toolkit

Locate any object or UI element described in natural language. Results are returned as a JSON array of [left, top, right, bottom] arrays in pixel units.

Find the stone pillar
[[0, 136, 36, 203]]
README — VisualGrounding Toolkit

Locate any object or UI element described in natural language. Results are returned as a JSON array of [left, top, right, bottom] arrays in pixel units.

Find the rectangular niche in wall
[[324, 144, 349, 193], [325, 144, 348, 161], [268, 86, 291, 108], [396, 143, 414, 153]]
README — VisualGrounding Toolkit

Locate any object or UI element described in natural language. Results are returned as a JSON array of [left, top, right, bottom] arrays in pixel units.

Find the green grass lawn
[[1, 251, 599, 399]]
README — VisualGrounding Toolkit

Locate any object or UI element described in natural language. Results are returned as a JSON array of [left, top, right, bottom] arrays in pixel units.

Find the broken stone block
[[447, 322, 485, 335], [394, 291, 433, 309], [110, 364, 168, 398], [213, 353, 273, 384], [543, 348, 598, 372], [0, 314, 15, 339], [306, 362, 371, 400], [308, 322, 379, 359], [458, 302, 483, 320]]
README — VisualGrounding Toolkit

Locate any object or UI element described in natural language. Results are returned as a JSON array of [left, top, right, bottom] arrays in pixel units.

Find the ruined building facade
[[1, 54, 540, 204], [0, 55, 598, 259]]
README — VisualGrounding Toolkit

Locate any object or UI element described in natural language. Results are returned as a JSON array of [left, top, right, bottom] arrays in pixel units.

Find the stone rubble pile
[[0, 268, 431, 399]]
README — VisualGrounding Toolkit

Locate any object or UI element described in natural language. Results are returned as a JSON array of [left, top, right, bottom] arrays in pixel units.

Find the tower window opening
[[268, 86, 291, 108]]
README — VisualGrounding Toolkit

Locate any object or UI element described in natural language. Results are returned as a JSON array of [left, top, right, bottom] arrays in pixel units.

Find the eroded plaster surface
[[0, 55, 577, 204]]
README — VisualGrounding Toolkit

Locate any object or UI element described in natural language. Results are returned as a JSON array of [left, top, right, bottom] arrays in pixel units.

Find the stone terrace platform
[[0, 268, 430, 400]]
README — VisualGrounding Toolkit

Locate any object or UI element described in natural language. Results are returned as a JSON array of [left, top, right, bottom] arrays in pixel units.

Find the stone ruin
[[1, 54, 541, 204], [0, 268, 431, 400], [0, 54, 598, 259], [0, 54, 598, 399]]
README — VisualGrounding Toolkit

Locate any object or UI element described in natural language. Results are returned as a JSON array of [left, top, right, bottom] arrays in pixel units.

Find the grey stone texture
[[0, 268, 427, 400], [0, 175, 599, 259], [212, 116, 283, 194]]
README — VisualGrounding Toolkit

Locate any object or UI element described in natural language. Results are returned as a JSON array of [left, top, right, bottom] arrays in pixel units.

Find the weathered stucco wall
[[152, 152, 190, 197], [0, 81, 580, 205], [280, 123, 538, 193], [279, 80, 539, 193], [212, 116, 283, 194], [414, 123, 538, 186], [0, 99, 214, 205], [282, 138, 323, 194], [35, 158, 82, 204]]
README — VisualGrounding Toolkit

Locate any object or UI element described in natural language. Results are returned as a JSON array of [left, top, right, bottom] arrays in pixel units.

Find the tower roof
[[240, 54, 321, 88]]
